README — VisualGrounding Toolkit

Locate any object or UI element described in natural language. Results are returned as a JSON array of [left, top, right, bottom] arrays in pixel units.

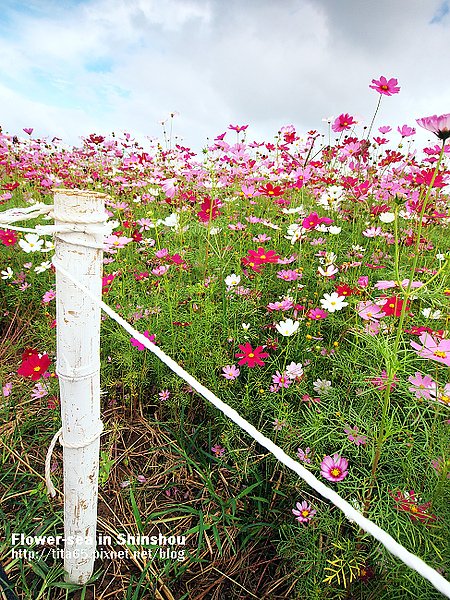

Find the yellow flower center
[[301, 510, 310, 518], [33, 366, 41, 372], [330, 468, 341, 477], [248, 353, 255, 358], [434, 350, 447, 358]]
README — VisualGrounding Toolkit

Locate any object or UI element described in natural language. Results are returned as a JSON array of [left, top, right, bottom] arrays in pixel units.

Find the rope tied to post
[[45, 421, 104, 498], [0, 198, 115, 247]]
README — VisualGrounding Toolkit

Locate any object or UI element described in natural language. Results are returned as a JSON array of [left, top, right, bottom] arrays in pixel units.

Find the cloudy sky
[[1, 0, 449, 152]]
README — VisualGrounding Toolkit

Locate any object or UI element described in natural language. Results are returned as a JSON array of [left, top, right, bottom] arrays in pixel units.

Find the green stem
[[363, 141, 446, 515]]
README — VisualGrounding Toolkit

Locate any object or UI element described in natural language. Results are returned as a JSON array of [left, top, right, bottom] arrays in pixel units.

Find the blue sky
[[0, 0, 449, 153]]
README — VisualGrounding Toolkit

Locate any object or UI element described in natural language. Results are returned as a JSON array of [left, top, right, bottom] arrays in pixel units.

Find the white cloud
[[0, 0, 449, 152]]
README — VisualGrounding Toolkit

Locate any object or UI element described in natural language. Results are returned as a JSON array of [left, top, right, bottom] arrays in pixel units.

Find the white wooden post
[[53, 189, 107, 584]]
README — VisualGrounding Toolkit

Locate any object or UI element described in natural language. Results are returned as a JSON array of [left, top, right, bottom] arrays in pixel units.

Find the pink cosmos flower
[[411, 333, 450, 366], [222, 365, 240, 380], [332, 113, 356, 132], [308, 308, 328, 320], [369, 76, 400, 96], [357, 301, 384, 321], [104, 235, 134, 251], [379, 125, 392, 134], [344, 425, 367, 446], [369, 370, 398, 391], [408, 372, 437, 400], [416, 113, 450, 141], [228, 124, 248, 132], [292, 500, 316, 524], [357, 275, 369, 288], [320, 454, 348, 482], [130, 330, 156, 351], [211, 444, 226, 457], [297, 447, 312, 463], [272, 371, 292, 389], [277, 269, 301, 281], [2, 382, 12, 397], [42, 289, 56, 303], [159, 389, 170, 401], [397, 125, 416, 137]]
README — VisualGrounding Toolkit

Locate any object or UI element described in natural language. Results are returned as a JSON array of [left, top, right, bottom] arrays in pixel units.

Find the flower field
[[1, 78, 450, 599]]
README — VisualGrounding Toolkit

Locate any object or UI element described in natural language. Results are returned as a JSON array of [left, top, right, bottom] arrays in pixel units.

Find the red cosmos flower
[[369, 76, 400, 96], [22, 347, 39, 361], [18, 352, 51, 381], [389, 490, 437, 523], [197, 197, 221, 223], [381, 296, 409, 317], [235, 343, 269, 368], [258, 182, 285, 197], [336, 283, 357, 297], [0, 229, 18, 246], [2, 182, 20, 191], [245, 247, 280, 267], [331, 113, 356, 133], [301, 212, 333, 231]]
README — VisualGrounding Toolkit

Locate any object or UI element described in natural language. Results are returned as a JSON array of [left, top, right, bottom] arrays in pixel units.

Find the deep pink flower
[[292, 500, 316, 524], [228, 124, 248, 132], [302, 212, 333, 230], [416, 113, 450, 141], [320, 454, 348, 482], [369, 76, 400, 96], [0, 229, 18, 246], [411, 333, 450, 366], [235, 343, 269, 368], [389, 490, 437, 523], [332, 114, 356, 133], [308, 308, 328, 320]]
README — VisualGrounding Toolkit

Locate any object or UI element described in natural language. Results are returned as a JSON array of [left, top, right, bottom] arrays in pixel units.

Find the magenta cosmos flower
[[292, 500, 316, 524], [411, 333, 450, 366], [369, 76, 400, 96], [320, 454, 348, 482], [416, 113, 450, 141]]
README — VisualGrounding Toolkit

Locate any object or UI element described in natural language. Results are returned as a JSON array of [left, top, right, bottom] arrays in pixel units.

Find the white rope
[[0, 202, 53, 224], [45, 421, 104, 498], [0, 202, 114, 247], [51, 257, 450, 599]]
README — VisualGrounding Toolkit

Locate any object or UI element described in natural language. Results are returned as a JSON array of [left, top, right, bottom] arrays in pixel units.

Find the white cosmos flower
[[421, 308, 442, 320], [242, 322, 250, 331], [328, 226, 342, 235], [34, 261, 52, 273], [275, 318, 300, 337], [225, 273, 241, 287], [320, 292, 348, 313], [18, 233, 44, 253], [318, 264, 339, 277], [1, 267, 13, 279], [313, 378, 332, 395], [379, 212, 395, 223]]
